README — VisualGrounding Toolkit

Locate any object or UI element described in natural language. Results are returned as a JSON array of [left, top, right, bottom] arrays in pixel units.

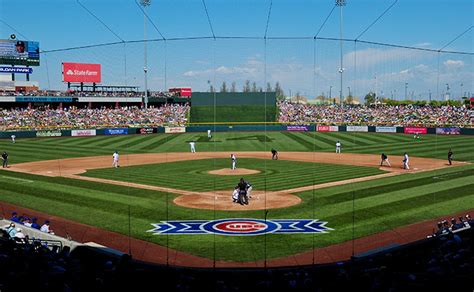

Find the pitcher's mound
[[208, 168, 261, 175]]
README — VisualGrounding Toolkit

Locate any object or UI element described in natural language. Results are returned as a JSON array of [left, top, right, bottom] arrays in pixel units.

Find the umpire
[[237, 178, 249, 205], [2, 151, 8, 168]]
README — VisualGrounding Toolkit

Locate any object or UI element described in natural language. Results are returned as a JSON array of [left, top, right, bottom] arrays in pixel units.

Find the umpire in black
[[237, 178, 249, 205], [448, 149, 453, 165], [2, 151, 8, 168]]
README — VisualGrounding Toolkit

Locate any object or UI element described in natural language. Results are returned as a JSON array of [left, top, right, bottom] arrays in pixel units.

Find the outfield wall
[[0, 125, 473, 138]]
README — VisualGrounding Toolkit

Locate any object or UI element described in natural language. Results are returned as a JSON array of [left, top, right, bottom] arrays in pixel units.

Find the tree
[[364, 92, 376, 105], [275, 82, 285, 100], [266, 82, 272, 92], [220, 81, 228, 93], [345, 94, 354, 104], [251, 82, 258, 92], [231, 81, 237, 92], [243, 80, 251, 92], [316, 92, 327, 104]]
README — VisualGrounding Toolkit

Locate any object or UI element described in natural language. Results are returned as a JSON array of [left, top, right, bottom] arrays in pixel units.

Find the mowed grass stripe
[[326, 184, 474, 226], [91, 135, 136, 147], [308, 133, 339, 148], [314, 169, 474, 206], [139, 134, 180, 151], [281, 132, 319, 151], [301, 132, 334, 148]]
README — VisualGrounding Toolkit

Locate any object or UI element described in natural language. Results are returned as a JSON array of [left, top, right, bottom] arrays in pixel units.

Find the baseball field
[[0, 131, 473, 265]]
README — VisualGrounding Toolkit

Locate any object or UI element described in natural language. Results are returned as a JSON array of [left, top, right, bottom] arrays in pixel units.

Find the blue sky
[[0, 0, 472, 100]]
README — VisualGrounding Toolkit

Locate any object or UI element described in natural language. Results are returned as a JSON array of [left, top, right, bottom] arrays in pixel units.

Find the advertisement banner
[[62, 62, 101, 83], [287, 125, 309, 132], [164, 126, 186, 134], [317, 125, 338, 132], [36, 130, 62, 137], [71, 129, 96, 137], [16, 97, 73, 103], [346, 125, 369, 132], [404, 127, 427, 134], [436, 127, 460, 135], [136, 128, 156, 134], [104, 128, 128, 135], [376, 126, 397, 133], [0, 66, 33, 74]]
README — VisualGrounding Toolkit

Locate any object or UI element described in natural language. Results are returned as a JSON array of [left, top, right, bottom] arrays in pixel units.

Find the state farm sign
[[62, 62, 101, 83]]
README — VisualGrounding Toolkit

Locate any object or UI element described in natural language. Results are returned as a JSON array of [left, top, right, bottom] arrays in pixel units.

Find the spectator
[[30, 217, 40, 229], [6, 222, 17, 238], [14, 227, 26, 242], [10, 212, 20, 223], [40, 220, 54, 234]]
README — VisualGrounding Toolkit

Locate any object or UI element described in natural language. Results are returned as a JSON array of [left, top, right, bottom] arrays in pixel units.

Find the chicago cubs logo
[[148, 219, 333, 236]]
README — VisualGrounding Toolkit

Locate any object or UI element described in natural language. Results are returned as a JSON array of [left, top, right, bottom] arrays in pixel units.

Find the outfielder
[[207, 129, 212, 139], [231, 154, 236, 170], [11, 135, 15, 144], [403, 152, 410, 170], [336, 141, 341, 153], [189, 141, 196, 153], [112, 151, 120, 168]]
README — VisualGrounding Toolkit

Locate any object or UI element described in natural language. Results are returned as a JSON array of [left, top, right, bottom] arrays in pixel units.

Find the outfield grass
[[82, 158, 385, 191], [1, 131, 472, 164], [0, 131, 473, 262]]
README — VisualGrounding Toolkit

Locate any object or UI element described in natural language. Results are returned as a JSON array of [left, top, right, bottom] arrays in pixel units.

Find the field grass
[[82, 158, 385, 191], [190, 105, 277, 123], [0, 131, 473, 262]]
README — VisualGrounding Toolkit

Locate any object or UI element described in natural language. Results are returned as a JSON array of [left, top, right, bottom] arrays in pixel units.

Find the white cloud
[[443, 59, 464, 67]]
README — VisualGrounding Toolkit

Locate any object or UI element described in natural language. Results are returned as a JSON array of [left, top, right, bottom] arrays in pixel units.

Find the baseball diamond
[[0, 131, 472, 264]]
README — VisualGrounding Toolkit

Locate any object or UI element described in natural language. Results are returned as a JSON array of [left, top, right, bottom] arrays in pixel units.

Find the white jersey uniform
[[336, 142, 341, 153], [189, 141, 196, 153], [231, 154, 236, 170], [403, 153, 410, 169], [11, 135, 16, 144], [207, 129, 212, 138], [112, 152, 119, 168]]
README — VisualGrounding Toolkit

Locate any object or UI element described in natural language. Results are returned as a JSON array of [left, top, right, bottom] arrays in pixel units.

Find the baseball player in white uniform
[[207, 129, 212, 139], [231, 154, 236, 170], [112, 151, 120, 168], [232, 187, 239, 203], [336, 141, 341, 153], [403, 152, 410, 170], [246, 181, 253, 199], [11, 134, 16, 144], [189, 141, 196, 153]]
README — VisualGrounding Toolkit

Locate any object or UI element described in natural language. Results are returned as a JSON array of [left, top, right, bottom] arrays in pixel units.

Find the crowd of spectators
[[278, 100, 474, 126], [0, 90, 181, 98], [0, 104, 190, 130], [431, 214, 473, 237]]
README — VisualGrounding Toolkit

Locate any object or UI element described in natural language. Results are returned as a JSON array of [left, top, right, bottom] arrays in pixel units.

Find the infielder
[[112, 151, 120, 168], [403, 152, 409, 170], [336, 141, 341, 153], [231, 154, 237, 170], [380, 153, 391, 167], [207, 129, 212, 139], [271, 148, 278, 160], [448, 149, 453, 165], [2, 151, 9, 168], [189, 141, 196, 153], [11, 135, 15, 144]]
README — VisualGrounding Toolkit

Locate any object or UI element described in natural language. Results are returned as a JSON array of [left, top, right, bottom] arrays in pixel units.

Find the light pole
[[329, 86, 333, 104], [404, 82, 408, 100], [460, 83, 463, 99], [429, 89, 432, 102], [336, 0, 346, 105], [445, 83, 450, 101], [140, 0, 151, 108]]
